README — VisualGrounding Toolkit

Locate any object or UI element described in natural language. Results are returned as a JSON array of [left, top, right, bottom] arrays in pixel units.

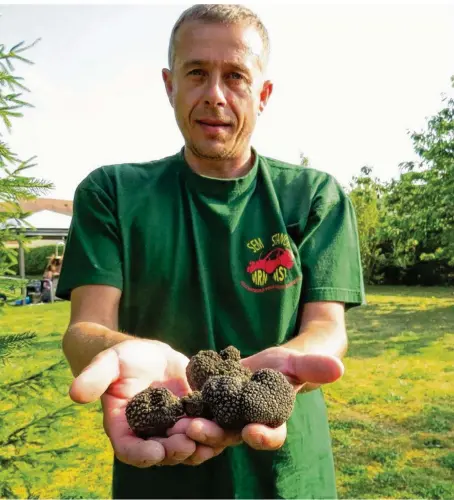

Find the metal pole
[[18, 240, 25, 279], [18, 239, 26, 303]]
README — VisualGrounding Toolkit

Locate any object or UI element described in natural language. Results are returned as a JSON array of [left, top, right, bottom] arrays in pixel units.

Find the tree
[[348, 166, 387, 283], [299, 151, 311, 168], [0, 35, 53, 351], [382, 78, 454, 269]]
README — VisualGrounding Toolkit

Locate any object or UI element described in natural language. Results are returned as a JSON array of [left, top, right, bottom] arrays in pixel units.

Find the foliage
[[347, 76, 454, 284], [348, 166, 386, 283], [9, 244, 65, 277], [0, 36, 53, 296], [299, 151, 310, 167], [0, 331, 36, 360], [383, 87, 454, 268], [0, 31, 53, 399]]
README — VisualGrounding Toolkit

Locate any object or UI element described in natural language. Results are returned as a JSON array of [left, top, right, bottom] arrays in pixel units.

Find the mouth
[[196, 120, 232, 130]]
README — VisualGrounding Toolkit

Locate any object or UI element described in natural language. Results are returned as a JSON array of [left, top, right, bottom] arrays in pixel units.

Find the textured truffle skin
[[219, 345, 241, 362], [241, 369, 295, 428], [201, 369, 295, 430], [202, 375, 247, 429], [126, 347, 296, 439], [186, 346, 251, 391], [125, 387, 184, 438], [181, 391, 213, 419]]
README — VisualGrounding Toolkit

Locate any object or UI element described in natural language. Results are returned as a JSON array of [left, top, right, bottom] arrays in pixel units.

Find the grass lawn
[[0, 286, 453, 499]]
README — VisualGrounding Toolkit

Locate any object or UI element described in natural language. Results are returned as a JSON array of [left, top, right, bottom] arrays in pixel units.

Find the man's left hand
[[171, 346, 344, 456]]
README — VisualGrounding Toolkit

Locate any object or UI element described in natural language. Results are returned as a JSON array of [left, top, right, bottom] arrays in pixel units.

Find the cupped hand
[[171, 347, 344, 455], [241, 346, 344, 391], [236, 347, 345, 451], [68, 339, 224, 467]]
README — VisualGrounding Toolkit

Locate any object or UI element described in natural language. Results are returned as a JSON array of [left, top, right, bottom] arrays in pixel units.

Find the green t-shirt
[[57, 148, 365, 499]]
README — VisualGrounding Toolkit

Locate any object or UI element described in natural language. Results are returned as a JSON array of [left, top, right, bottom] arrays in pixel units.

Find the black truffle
[[125, 386, 184, 438], [202, 375, 247, 429], [181, 391, 213, 419], [186, 346, 251, 391], [241, 368, 295, 428], [125, 346, 296, 440], [199, 368, 295, 430]]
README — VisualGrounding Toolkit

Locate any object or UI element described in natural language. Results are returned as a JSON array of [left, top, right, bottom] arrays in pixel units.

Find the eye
[[228, 72, 244, 80], [188, 69, 205, 76]]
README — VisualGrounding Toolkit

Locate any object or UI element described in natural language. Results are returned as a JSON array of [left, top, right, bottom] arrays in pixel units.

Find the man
[[57, 4, 365, 499]]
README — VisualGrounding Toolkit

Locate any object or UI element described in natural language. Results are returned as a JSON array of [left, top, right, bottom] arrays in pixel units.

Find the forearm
[[282, 317, 348, 393], [283, 319, 348, 359], [62, 321, 134, 377]]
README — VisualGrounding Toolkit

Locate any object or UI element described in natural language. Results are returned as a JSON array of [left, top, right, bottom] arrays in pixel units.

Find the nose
[[204, 75, 227, 107]]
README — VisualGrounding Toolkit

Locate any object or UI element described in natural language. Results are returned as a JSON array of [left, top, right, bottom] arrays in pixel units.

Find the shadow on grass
[[343, 468, 454, 500], [405, 405, 454, 433], [346, 303, 454, 358], [365, 286, 454, 299]]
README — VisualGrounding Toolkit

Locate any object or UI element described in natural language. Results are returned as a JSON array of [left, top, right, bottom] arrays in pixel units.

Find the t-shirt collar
[[178, 146, 259, 199]]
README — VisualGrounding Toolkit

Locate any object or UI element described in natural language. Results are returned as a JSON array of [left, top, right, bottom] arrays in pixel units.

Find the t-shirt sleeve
[[56, 172, 123, 300], [298, 176, 365, 309]]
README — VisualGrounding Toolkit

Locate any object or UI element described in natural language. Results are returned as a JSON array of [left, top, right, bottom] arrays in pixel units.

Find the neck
[[183, 146, 255, 179]]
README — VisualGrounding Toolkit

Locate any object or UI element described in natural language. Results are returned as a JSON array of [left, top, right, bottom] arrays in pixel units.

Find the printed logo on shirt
[[241, 233, 302, 293]]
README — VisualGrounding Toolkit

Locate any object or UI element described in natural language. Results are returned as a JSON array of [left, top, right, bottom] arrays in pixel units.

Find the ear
[[258, 80, 273, 114], [162, 69, 174, 107]]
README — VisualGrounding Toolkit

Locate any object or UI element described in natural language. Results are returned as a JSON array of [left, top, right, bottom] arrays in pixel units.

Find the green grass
[[0, 285, 453, 499]]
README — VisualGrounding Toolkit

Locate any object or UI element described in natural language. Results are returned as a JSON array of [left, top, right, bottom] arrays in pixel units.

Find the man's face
[[163, 21, 273, 160]]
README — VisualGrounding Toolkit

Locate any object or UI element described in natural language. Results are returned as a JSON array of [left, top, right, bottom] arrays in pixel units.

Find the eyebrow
[[181, 59, 251, 74]]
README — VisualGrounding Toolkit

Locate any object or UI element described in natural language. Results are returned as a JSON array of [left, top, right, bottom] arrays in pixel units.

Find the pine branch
[[0, 332, 37, 360], [0, 176, 53, 199], [0, 404, 76, 447], [0, 444, 80, 468], [0, 359, 66, 391], [0, 141, 19, 164]]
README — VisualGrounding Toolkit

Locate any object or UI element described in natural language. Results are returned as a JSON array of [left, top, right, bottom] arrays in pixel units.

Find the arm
[[63, 284, 235, 467], [282, 301, 347, 392], [62, 284, 133, 377], [231, 302, 347, 451], [242, 301, 347, 393], [284, 301, 347, 357]]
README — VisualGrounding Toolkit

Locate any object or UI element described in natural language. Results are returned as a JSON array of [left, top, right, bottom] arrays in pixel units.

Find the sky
[[2, 1, 454, 200]]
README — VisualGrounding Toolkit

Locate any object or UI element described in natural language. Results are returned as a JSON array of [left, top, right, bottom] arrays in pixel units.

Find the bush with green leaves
[[9, 244, 65, 277]]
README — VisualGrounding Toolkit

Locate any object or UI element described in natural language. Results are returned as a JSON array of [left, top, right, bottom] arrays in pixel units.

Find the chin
[[191, 142, 232, 160]]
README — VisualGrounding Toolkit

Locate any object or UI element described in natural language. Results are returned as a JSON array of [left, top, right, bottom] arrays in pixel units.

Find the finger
[[114, 435, 166, 468], [166, 417, 193, 436], [70, 349, 120, 404], [242, 423, 287, 451], [182, 444, 222, 466], [101, 395, 166, 467], [153, 434, 197, 466], [185, 418, 242, 447], [289, 353, 344, 385]]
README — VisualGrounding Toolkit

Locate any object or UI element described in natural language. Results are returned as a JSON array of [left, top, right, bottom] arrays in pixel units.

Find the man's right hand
[[68, 338, 223, 467]]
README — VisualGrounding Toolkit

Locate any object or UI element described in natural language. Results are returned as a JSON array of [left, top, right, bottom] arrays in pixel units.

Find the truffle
[[200, 368, 295, 430], [241, 369, 295, 428], [181, 391, 213, 419], [202, 375, 247, 429], [125, 346, 296, 439], [125, 386, 184, 438], [186, 346, 251, 391]]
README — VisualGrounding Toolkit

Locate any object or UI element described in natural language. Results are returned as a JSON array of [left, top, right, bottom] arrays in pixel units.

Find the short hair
[[168, 4, 270, 71]]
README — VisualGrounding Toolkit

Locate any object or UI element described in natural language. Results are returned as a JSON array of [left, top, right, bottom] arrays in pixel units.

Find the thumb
[[287, 353, 344, 385], [69, 348, 120, 404]]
